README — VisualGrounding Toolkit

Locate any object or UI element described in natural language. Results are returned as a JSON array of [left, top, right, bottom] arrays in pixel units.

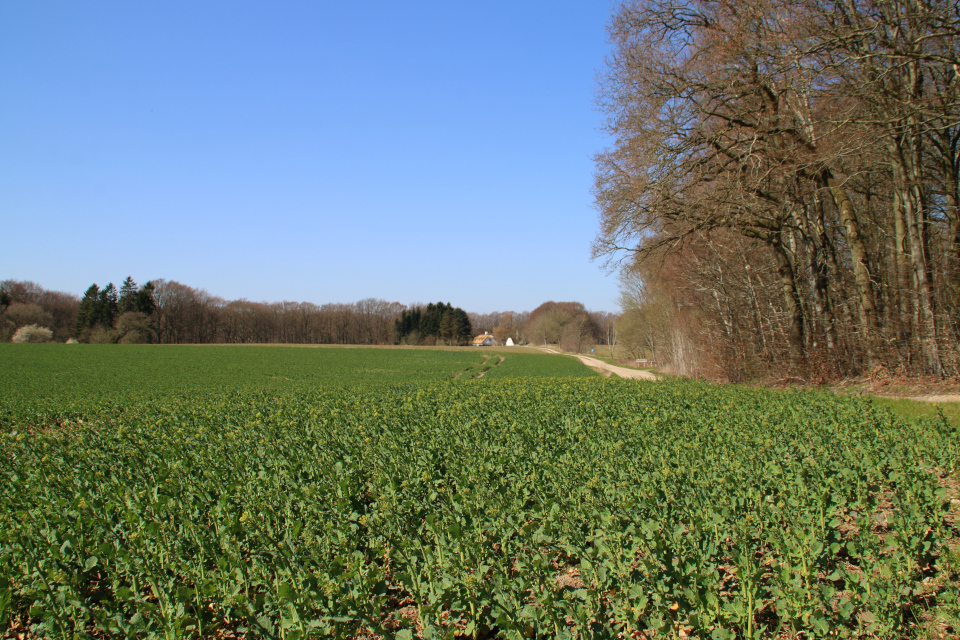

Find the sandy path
[[538, 348, 658, 381], [575, 355, 659, 380], [902, 394, 960, 403]]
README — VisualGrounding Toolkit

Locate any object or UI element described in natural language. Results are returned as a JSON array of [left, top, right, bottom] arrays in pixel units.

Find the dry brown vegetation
[[596, 0, 960, 383]]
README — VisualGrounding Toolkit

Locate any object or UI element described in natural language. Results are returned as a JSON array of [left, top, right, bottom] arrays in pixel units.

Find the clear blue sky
[[1, 1, 621, 314]]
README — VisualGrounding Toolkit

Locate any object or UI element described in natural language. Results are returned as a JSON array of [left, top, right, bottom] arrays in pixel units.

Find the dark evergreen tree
[[135, 281, 156, 315], [118, 276, 139, 314], [75, 284, 101, 336], [75, 282, 125, 339], [395, 302, 472, 345], [450, 308, 472, 343], [439, 312, 456, 344], [394, 307, 422, 343], [420, 302, 443, 337], [98, 283, 119, 328]]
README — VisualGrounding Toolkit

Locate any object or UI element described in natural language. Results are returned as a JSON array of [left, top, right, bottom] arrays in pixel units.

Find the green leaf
[[278, 583, 296, 602]]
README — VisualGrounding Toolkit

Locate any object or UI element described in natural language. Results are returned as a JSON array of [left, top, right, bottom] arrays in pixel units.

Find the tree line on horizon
[[594, 0, 960, 380], [0, 279, 615, 351]]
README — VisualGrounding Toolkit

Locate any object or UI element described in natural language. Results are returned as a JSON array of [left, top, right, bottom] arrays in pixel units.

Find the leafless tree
[[595, 0, 960, 378]]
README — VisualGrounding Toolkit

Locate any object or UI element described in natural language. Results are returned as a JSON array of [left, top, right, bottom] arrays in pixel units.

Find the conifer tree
[[135, 281, 156, 316], [75, 284, 101, 336], [394, 302, 472, 344], [98, 284, 119, 328], [118, 276, 139, 314]]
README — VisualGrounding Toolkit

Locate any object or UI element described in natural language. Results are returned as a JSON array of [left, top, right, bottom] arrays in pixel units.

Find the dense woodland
[[394, 302, 473, 346], [0, 279, 613, 350], [595, 0, 960, 380]]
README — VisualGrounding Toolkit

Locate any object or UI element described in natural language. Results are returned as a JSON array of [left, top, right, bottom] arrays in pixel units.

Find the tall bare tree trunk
[[931, 126, 960, 344], [771, 237, 805, 366], [820, 168, 880, 366], [794, 206, 837, 352], [890, 132, 944, 374], [892, 189, 913, 364]]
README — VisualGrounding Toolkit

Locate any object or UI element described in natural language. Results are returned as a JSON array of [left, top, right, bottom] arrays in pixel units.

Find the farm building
[[471, 334, 498, 347]]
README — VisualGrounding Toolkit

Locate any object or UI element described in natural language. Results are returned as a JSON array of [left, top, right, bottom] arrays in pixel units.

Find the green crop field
[[1, 345, 958, 639], [0, 344, 594, 406]]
